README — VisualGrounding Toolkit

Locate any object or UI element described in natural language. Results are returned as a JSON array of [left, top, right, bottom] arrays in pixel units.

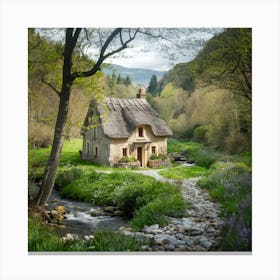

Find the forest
[[28, 28, 252, 252]]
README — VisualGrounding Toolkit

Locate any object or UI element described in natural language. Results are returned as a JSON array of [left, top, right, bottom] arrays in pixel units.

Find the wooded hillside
[[147, 28, 251, 154]]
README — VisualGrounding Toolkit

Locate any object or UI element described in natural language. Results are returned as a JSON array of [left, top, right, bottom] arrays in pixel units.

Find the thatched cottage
[[81, 89, 173, 167]]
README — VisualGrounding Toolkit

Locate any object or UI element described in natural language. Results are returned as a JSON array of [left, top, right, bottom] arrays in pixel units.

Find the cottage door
[[137, 147, 143, 167]]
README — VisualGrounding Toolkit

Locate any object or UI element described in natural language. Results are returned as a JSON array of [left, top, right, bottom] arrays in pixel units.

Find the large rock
[[51, 213, 64, 222], [54, 205, 66, 214], [144, 224, 161, 234], [113, 210, 125, 217], [103, 206, 115, 213], [154, 234, 180, 246], [182, 218, 194, 230], [190, 228, 204, 236], [90, 210, 103, 217]]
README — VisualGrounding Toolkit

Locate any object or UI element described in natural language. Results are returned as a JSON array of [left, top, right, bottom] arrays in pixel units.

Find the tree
[[193, 28, 252, 102], [147, 74, 158, 96], [117, 74, 122, 84], [35, 28, 143, 206], [123, 75, 132, 86], [33, 28, 218, 207]]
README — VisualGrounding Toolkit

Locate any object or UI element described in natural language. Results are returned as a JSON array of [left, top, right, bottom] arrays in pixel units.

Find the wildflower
[[228, 212, 237, 229]]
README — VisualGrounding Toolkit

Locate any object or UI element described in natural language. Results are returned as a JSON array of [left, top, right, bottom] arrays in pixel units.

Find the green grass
[[167, 138, 220, 168], [60, 171, 187, 229], [159, 166, 207, 179], [28, 138, 125, 180], [28, 216, 145, 252], [130, 194, 188, 230]]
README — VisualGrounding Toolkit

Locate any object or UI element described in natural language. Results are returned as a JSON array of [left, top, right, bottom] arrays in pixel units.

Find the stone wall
[[82, 114, 111, 166], [109, 125, 167, 167]]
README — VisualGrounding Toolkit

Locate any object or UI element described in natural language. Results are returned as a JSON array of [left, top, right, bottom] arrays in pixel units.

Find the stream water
[[46, 189, 129, 237]]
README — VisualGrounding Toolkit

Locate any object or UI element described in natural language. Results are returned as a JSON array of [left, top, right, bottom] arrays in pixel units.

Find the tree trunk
[[36, 85, 71, 206]]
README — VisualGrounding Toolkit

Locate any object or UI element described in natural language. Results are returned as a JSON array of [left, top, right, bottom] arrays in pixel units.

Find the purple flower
[[228, 212, 237, 229]]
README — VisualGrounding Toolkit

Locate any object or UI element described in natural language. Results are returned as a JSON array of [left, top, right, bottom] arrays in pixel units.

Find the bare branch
[[41, 77, 60, 97], [72, 28, 140, 79]]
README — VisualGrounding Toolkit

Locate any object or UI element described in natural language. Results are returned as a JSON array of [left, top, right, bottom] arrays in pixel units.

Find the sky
[[104, 43, 195, 71], [86, 28, 218, 71]]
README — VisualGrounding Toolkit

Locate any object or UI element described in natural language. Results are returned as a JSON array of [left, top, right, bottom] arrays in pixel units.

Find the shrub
[[119, 156, 137, 163], [189, 147, 218, 168], [55, 167, 84, 189], [130, 194, 187, 230], [150, 154, 169, 160], [193, 125, 208, 143]]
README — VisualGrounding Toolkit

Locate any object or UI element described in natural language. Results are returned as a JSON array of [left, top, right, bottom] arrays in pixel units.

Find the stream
[[46, 189, 129, 237]]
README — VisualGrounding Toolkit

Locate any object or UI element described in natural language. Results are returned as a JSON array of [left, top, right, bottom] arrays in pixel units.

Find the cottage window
[[151, 146, 156, 154], [122, 148, 128, 157], [94, 147, 98, 157], [138, 127, 143, 137]]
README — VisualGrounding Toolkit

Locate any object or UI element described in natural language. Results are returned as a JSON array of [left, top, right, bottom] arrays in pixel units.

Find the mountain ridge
[[102, 63, 166, 87]]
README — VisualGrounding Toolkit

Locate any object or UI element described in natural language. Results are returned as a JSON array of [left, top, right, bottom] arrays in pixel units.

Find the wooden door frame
[[137, 146, 143, 167]]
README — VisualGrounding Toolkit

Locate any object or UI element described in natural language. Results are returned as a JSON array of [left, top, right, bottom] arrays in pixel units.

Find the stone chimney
[[136, 88, 146, 99]]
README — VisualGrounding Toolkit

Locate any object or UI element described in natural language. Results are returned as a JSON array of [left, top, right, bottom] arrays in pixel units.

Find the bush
[[55, 167, 84, 189], [28, 123, 53, 149], [130, 194, 187, 230], [119, 156, 137, 163], [189, 147, 219, 168], [193, 125, 208, 143], [150, 154, 169, 160]]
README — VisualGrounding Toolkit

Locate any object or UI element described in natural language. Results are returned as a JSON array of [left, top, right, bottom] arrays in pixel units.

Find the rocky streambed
[[47, 170, 225, 251], [117, 177, 225, 251]]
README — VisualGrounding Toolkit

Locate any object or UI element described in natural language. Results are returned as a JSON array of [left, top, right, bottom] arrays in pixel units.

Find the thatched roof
[[82, 97, 173, 138]]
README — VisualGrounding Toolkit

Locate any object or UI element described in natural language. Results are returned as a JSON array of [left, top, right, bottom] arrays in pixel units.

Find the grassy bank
[[159, 165, 207, 179], [28, 216, 146, 252], [59, 170, 188, 230]]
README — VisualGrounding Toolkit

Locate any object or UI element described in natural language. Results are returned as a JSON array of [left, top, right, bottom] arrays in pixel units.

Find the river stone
[[154, 234, 180, 246], [207, 212, 218, 219], [175, 233, 184, 240], [55, 205, 66, 214], [190, 228, 204, 236], [103, 206, 115, 213], [50, 210, 58, 215], [185, 238, 194, 247], [144, 224, 159, 234], [89, 210, 102, 217], [113, 210, 125, 217], [51, 213, 64, 222], [121, 230, 135, 237], [165, 244, 175, 250], [140, 245, 149, 251], [182, 218, 193, 230]]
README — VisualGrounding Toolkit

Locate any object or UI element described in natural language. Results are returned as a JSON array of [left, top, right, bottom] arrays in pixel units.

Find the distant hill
[[102, 64, 166, 87]]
